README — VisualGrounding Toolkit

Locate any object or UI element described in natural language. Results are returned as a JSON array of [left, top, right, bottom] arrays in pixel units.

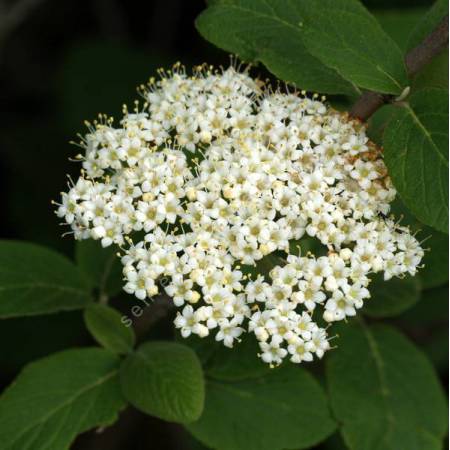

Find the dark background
[[0, 1, 446, 449]]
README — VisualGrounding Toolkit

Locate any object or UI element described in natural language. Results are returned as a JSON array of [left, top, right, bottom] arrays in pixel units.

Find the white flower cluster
[[56, 63, 424, 366]]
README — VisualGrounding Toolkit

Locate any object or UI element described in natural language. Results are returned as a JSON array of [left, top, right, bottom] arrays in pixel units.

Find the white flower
[[135, 200, 164, 231], [324, 290, 357, 322], [215, 318, 244, 347], [56, 62, 424, 366], [164, 275, 199, 306], [309, 329, 330, 358], [259, 339, 288, 365], [294, 280, 327, 312], [123, 268, 158, 300], [295, 311, 318, 341], [245, 276, 270, 303], [288, 337, 314, 363], [174, 305, 209, 338]]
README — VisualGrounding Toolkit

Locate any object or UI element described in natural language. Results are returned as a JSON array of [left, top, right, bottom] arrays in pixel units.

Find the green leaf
[[298, 0, 408, 95], [75, 240, 123, 299], [363, 274, 421, 318], [413, 53, 449, 91], [186, 341, 335, 450], [372, 5, 448, 93], [0, 348, 125, 450], [407, 0, 449, 50], [195, 0, 356, 95], [327, 323, 448, 450], [187, 363, 336, 450], [383, 88, 449, 233], [0, 240, 91, 318], [84, 304, 135, 354], [407, 0, 449, 93], [120, 341, 205, 423], [374, 8, 427, 52]]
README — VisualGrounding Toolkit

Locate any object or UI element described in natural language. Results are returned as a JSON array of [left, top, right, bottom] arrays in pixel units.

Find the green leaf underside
[[186, 337, 335, 450], [196, 0, 356, 95], [327, 323, 448, 450], [363, 275, 421, 318], [0, 241, 91, 318], [84, 304, 135, 354], [0, 348, 125, 450], [75, 240, 123, 298], [383, 88, 449, 233], [298, 0, 408, 95], [120, 341, 205, 423]]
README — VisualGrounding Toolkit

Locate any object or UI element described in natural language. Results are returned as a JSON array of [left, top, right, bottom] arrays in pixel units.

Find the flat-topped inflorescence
[[55, 63, 424, 366]]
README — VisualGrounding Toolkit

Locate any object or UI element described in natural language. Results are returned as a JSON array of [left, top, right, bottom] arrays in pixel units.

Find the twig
[[132, 295, 175, 342], [349, 15, 449, 121], [405, 15, 449, 75]]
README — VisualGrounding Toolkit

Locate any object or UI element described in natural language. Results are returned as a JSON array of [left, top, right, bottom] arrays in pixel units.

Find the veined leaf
[[327, 323, 448, 450], [186, 339, 336, 450], [383, 88, 449, 232], [0, 348, 125, 450], [120, 341, 205, 423], [196, 0, 356, 95], [298, 0, 408, 94]]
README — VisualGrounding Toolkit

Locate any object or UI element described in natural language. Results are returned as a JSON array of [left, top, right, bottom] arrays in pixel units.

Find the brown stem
[[349, 92, 391, 122], [132, 294, 175, 342], [349, 15, 449, 121], [405, 15, 449, 76]]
